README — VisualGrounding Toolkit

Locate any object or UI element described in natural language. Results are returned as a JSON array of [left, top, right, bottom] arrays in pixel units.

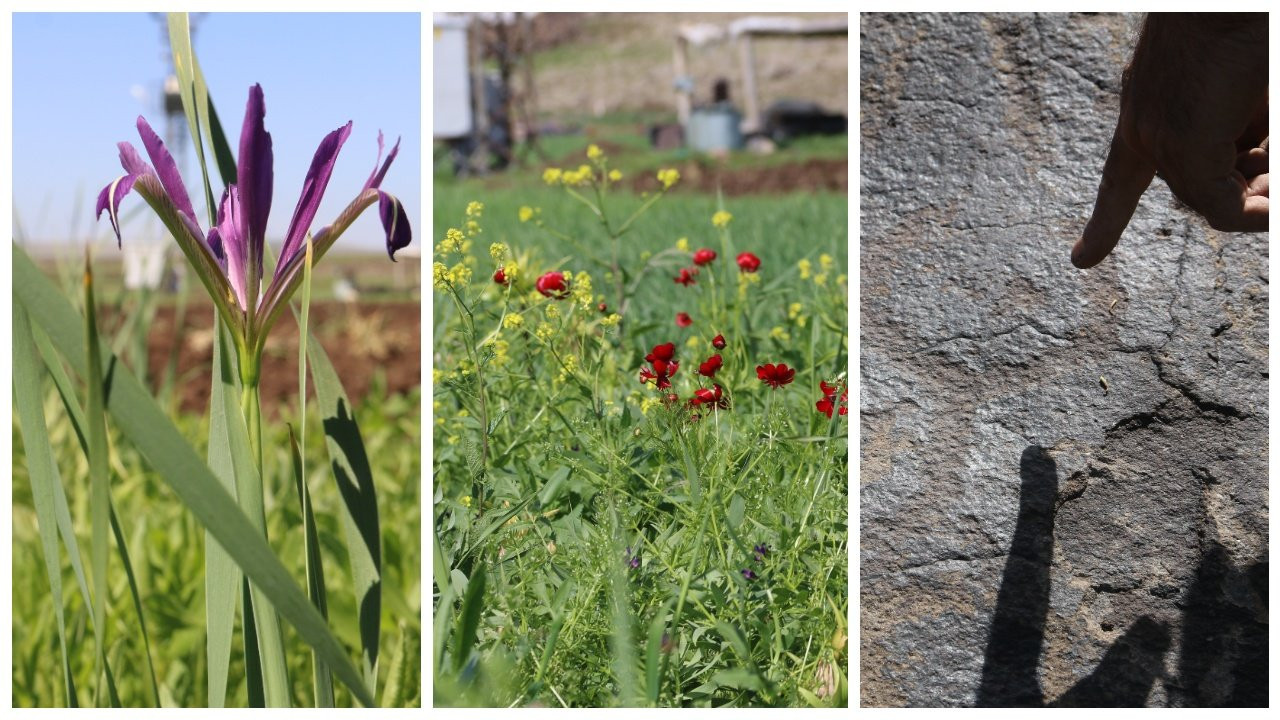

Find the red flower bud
[[536, 270, 571, 299], [736, 252, 761, 273], [676, 312, 693, 328], [712, 333, 726, 349], [493, 267, 508, 286], [693, 248, 717, 266]]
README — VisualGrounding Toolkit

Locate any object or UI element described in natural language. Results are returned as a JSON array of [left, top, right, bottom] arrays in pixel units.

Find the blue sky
[[13, 12, 421, 254]]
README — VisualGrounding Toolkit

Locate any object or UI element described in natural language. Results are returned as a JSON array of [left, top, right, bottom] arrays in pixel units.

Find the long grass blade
[[166, 12, 217, 222], [290, 428, 334, 707], [13, 304, 78, 707], [15, 243, 376, 707], [305, 327, 382, 691], [452, 562, 487, 674], [205, 318, 241, 707], [82, 252, 113, 705], [107, 502, 161, 705]]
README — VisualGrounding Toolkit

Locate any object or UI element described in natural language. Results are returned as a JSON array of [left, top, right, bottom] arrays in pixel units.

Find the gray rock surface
[[859, 13, 1268, 707]]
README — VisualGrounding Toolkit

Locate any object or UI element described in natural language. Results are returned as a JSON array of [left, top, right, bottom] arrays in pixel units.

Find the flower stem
[[237, 377, 291, 707]]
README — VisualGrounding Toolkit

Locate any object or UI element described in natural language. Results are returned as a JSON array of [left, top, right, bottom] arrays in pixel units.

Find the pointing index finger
[[1072, 127, 1156, 269]]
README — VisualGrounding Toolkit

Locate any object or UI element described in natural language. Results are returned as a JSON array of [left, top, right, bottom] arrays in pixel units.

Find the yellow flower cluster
[[503, 312, 524, 329], [489, 242, 508, 262], [466, 200, 484, 218], [819, 253, 835, 271], [432, 262, 450, 291], [686, 336, 700, 349], [465, 219, 481, 238], [437, 227, 465, 255], [798, 258, 812, 280], [789, 301, 807, 328], [486, 338, 510, 367], [518, 206, 535, 222], [558, 353, 578, 382], [600, 312, 622, 327], [545, 303, 560, 320], [608, 169, 622, 182], [711, 210, 733, 228], [543, 168, 562, 185], [561, 164, 594, 186], [814, 273, 828, 287], [447, 263, 471, 287], [836, 273, 847, 286], [587, 144, 603, 160], [571, 271, 593, 309], [657, 168, 680, 189], [770, 326, 791, 342], [640, 396, 664, 415], [502, 259, 519, 282], [675, 237, 690, 252], [535, 322, 555, 342]]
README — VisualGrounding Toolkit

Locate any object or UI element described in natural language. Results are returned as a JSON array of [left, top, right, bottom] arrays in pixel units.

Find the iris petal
[[95, 173, 139, 247], [275, 121, 352, 281], [238, 84, 274, 283], [363, 131, 401, 191], [378, 191, 412, 261], [215, 186, 249, 311], [135, 115, 198, 224]]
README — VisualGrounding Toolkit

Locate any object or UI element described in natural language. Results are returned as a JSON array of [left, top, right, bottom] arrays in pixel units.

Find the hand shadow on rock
[[976, 445, 1171, 707]]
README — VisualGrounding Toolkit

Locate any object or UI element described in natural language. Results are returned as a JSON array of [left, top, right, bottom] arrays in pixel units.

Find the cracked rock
[[860, 12, 1267, 708]]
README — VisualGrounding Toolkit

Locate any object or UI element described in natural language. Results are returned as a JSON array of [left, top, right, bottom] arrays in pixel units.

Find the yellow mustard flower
[[675, 237, 690, 252], [545, 303, 560, 320], [601, 313, 622, 327], [587, 144, 603, 160], [608, 169, 622, 182], [814, 273, 828, 287], [503, 313, 524, 329], [448, 263, 471, 287], [460, 495, 472, 507], [432, 262, 450, 291], [543, 167, 563, 185], [797, 258, 812, 280], [535, 322, 555, 341], [489, 242, 508, 262], [770, 326, 791, 342], [657, 167, 680, 189], [837, 273, 848, 286], [572, 271, 594, 308], [711, 210, 733, 228], [466, 200, 484, 218], [640, 396, 663, 415], [518, 206, 534, 222], [819, 253, 834, 271]]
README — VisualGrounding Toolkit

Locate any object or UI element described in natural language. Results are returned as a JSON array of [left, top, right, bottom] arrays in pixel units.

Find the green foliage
[[433, 148, 848, 707]]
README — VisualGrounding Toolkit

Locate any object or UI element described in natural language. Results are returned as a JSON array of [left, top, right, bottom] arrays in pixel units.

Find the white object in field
[[334, 274, 360, 304], [434, 13, 472, 140], [123, 240, 166, 290]]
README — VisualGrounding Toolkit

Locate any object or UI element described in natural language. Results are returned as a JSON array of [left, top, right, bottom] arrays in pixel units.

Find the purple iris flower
[[97, 84, 411, 354]]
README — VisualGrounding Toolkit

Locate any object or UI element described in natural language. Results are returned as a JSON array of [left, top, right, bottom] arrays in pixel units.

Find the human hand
[[1072, 14, 1268, 269]]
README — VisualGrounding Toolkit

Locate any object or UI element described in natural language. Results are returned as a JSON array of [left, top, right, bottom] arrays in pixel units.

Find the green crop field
[[432, 145, 849, 707]]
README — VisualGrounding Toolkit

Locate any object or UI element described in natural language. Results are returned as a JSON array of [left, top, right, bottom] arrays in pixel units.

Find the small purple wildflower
[[753, 543, 770, 563], [740, 568, 758, 581], [625, 546, 640, 570]]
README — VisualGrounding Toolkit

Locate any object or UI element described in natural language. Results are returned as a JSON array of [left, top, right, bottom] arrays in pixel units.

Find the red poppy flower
[[736, 251, 761, 273], [536, 270, 570, 298], [712, 333, 726, 349], [816, 380, 849, 418], [690, 383, 729, 410], [673, 267, 699, 286], [698, 353, 722, 378], [493, 267, 508, 286], [640, 342, 679, 389], [756, 362, 795, 389], [693, 248, 717, 266], [676, 312, 693, 327]]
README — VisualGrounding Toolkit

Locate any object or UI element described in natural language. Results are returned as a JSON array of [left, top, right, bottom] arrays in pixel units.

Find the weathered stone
[[860, 12, 1267, 708]]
